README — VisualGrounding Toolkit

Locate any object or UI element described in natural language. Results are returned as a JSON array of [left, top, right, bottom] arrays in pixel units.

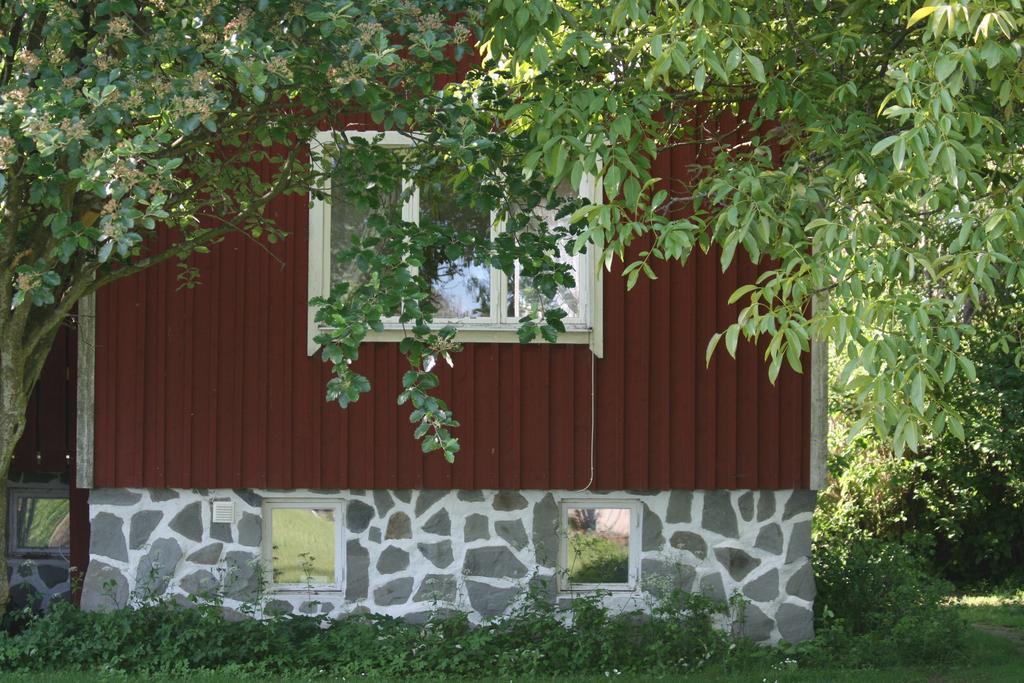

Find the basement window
[[261, 500, 343, 592], [558, 501, 640, 592], [8, 488, 70, 557]]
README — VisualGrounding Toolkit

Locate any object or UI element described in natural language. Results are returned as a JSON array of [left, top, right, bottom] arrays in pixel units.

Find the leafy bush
[[0, 589, 771, 677], [801, 534, 967, 667]]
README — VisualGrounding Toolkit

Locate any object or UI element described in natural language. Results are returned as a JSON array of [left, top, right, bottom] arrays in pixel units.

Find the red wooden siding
[[13, 326, 74, 476], [92, 125, 811, 491]]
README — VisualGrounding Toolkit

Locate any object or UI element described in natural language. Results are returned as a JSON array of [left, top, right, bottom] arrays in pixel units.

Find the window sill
[[310, 325, 603, 356]]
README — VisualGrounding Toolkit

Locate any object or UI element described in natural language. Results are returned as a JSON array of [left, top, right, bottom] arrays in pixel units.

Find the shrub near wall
[[0, 591, 775, 677]]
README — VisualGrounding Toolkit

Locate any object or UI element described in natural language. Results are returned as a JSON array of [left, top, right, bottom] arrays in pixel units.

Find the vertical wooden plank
[[757, 336, 781, 489], [498, 345, 521, 488], [735, 256, 760, 488], [716, 259, 739, 490], [141, 241, 165, 488], [572, 348, 591, 490], [451, 345, 476, 490], [423, 355, 454, 488], [595, 261, 625, 490], [266, 232, 290, 489], [694, 246, 718, 490], [647, 150, 673, 490], [520, 346, 550, 489], [549, 345, 574, 489], [473, 344, 500, 489], [779, 365, 803, 488], [117, 275, 144, 486], [623, 240, 651, 491]]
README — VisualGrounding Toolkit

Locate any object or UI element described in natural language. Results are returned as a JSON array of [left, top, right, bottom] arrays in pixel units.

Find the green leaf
[[907, 6, 939, 27], [744, 53, 765, 83]]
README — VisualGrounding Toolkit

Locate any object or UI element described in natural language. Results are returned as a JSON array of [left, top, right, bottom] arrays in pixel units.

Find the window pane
[[419, 187, 492, 319], [270, 507, 336, 585], [566, 507, 631, 584], [510, 181, 582, 321], [329, 184, 401, 289], [15, 496, 70, 550]]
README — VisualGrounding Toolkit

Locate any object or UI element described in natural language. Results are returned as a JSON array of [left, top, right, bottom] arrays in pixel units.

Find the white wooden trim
[[75, 293, 95, 489], [261, 498, 345, 594], [809, 296, 828, 490], [556, 499, 641, 593]]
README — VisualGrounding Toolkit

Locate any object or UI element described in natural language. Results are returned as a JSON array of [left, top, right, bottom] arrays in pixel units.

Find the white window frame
[[307, 129, 604, 356], [261, 498, 345, 594], [7, 485, 70, 558], [557, 499, 641, 594]]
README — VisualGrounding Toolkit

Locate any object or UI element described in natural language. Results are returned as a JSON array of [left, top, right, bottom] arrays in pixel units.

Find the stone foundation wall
[[83, 488, 816, 643]]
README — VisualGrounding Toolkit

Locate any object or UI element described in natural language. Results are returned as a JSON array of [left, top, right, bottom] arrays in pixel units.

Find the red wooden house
[[12, 111, 824, 644]]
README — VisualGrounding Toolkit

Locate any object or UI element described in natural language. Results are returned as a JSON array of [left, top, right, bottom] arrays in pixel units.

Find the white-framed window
[[558, 500, 641, 593], [307, 130, 604, 355], [261, 499, 344, 592], [7, 486, 70, 558]]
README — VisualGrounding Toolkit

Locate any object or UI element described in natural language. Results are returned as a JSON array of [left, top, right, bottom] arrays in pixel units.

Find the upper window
[[261, 500, 343, 592], [558, 501, 640, 592], [8, 488, 70, 557], [307, 130, 603, 354]]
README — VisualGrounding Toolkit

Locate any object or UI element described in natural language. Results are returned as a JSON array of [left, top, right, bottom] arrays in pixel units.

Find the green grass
[[16, 497, 69, 549], [951, 588, 1024, 630], [270, 507, 336, 584]]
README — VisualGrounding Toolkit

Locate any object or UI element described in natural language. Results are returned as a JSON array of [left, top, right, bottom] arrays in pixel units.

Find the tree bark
[[0, 347, 30, 617]]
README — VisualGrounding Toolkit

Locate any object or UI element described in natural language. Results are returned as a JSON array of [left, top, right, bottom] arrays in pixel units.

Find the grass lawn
[[4, 593, 1023, 682], [269, 507, 336, 584]]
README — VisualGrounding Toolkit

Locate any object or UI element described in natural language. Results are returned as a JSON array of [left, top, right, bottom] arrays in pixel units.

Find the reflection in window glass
[[329, 184, 401, 289], [566, 507, 631, 584], [270, 507, 337, 585], [509, 181, 582, 321], [419, 186, 492, 319], [13, 495, 70, 551]]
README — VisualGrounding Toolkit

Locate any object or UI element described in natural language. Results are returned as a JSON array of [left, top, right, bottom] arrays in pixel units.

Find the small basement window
[[8, 488, 70, 557], [558, 501, 640, 592], [262, 500, 343, 591]]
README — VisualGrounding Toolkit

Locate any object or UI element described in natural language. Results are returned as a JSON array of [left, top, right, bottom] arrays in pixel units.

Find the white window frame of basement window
[[306, 129, 604, 357], [7, 484, 70, 558], [261, 498, 345, 593], [557, 499, 642, 594]]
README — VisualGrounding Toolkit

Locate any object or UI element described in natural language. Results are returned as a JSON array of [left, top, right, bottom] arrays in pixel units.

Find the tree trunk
[[0, 357, 29, 618]]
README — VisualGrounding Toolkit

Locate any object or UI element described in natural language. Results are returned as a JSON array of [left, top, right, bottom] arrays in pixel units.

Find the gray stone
[[701, 491, 738, 538], [418, 540, 455, 569], [642, 504, 665, 551], [90, 512, 128, 562], [782, 490, 816, 521], [495, 519, 528, 551], [223, 551, 260, 601], [423, 508, 451, 536], [528, 574, 558, 604], [741, 603, 774, 642], [386, 512, 412, 539], [532, 493, 559, 568], [169, 502, 203, 542], [699, 572, 727, 602], [457, 490, 484, 502], [743, 569, 780, 602], [210, 522, 233, 543], [465, 579, 518, 618], [641, 559, 696, 598], [150, 489, 180, 503], [180, 569, 219, 596], [235, 489, 263, 509], [346, 540, 369, 601], [405, 608, 460, 625], [393, 490, 412, 503], [413, 574, 458, 603], [373, 491, 395, 517], [237, 512, 262, 547], [415, 491, 447, 517], [265, 599, 293, 617], [222, 607, 252, 622], [492, 491, 528, 511], [376, 546, 410, 574], [187, 542, 223, 565], [91, 489, 142, 506], [776, 602, 814, 643], [738, 492, 754, 522], [464, 513, 490, 542], [81, 561, 129, 612], [754, 523, 784, 555], [756, 492, 776, 521], [786, 562, 816, 601], [666, 491, 693, 523], [349, 490, 366, 497], [129, 510, 163, 550], [320, 602, 335, 614], [669, 531, 707, 559], [368, 527, 381, 544], [37, 564, 68, 589], [463, 546, 527, 578], [714, 547, 762, 582], [135, 537, 183, 597], [299, 600, 320, 615], [347, 500, 375, 533], [374, 577, 413, 606], [786, 521, 813, 563]]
